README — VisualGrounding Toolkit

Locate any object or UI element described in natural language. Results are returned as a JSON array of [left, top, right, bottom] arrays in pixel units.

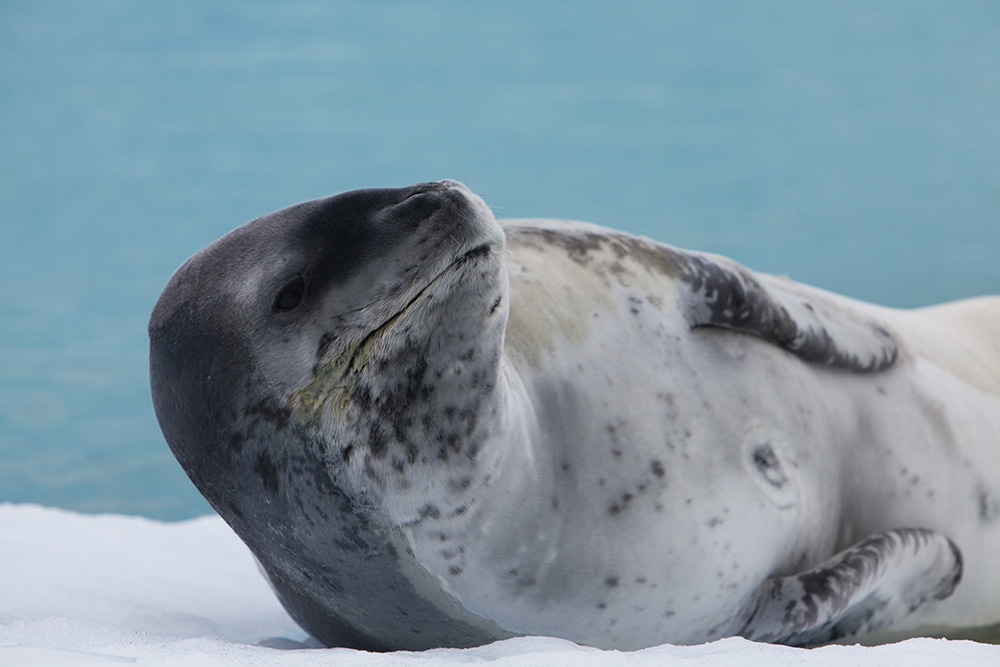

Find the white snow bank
[[1, 503, 997, 666]]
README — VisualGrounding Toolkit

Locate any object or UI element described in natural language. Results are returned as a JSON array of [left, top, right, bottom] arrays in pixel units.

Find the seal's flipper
[[738, 528, 962, 647], [676, 252, 898, 371]]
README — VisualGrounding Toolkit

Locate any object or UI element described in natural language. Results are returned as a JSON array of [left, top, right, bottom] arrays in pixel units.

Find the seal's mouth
[[393, 240, 498, 324], [289, 241, 499, 426]]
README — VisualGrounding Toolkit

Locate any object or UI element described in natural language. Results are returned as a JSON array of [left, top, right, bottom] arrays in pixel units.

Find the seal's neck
[[321, 317, 534, 524], [389, 353, 547, 533]]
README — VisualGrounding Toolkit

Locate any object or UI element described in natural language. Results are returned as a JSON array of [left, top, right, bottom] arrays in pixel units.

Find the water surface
[[1, 1, 998, 519]]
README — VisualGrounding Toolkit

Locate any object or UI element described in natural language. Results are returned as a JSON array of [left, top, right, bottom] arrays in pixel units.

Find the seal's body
[[149, 181, 1000, 650]]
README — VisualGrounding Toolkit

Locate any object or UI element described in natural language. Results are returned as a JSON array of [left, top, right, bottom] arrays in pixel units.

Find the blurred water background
[[1, 1, 998, 520]]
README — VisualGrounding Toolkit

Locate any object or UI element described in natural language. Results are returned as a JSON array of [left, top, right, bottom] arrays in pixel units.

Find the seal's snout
[[374, 180, 500, 260]]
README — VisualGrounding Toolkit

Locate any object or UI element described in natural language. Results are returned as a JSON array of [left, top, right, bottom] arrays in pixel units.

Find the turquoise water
[[2, 1, 998, 520]]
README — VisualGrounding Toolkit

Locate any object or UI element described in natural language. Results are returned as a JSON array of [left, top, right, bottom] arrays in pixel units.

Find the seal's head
[[149, 180, 510, 649]]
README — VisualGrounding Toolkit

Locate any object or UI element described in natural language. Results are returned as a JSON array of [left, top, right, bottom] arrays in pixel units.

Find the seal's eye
[[274, 276, 305, 311]]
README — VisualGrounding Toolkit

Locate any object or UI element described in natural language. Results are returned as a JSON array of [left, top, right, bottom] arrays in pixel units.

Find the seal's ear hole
[[274, 276, 305, 312]]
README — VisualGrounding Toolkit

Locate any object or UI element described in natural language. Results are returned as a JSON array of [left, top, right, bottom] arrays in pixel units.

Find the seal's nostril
[[393, 193, 444, 225]]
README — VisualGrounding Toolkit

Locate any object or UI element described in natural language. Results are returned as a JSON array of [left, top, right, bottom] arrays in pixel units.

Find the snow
[[1, 503, 997, 666]]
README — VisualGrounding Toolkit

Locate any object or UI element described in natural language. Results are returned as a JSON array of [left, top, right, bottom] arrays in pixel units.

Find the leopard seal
[[149, 180, 1000, 650]]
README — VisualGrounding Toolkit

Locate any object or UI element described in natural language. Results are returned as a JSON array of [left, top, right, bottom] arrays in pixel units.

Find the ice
[[1, 503, 996, 666]]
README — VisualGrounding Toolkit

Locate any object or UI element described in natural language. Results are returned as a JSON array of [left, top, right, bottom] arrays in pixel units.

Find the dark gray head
[[148, 180, 511, 649]]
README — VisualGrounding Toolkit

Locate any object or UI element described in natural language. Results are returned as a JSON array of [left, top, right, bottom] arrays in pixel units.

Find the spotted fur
[[150, 181, 1000, 650]]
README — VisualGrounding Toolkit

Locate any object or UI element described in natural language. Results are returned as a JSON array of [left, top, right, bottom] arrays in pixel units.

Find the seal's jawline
[[290, 241, 499, 424], [364, 241, 498, 342]]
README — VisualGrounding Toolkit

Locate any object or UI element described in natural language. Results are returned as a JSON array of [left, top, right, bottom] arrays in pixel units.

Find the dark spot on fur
[[449, 566, 463, 576], [353, 384, 373, 412], [489, 295, 502, 314], [227, 430, 245, 453], [340, 443, 354, 463], [386, 542, 398, 559], [368, 423, 387, 459], [608, 503, 622, 516], [450, 477, 472, 490], [506, 567, 536, 587], [530, 229, 607, 266], [254, 452, 280, 493], [225, 499, 245, 521], [605, 576, 620, 588], [244, 399, 291, 432], [979, 489, 1000, 522], [650, 459, 665, 478], [597, 602, 607, 610], [418, 504, 441, 520], [465, 441, 480, 460]]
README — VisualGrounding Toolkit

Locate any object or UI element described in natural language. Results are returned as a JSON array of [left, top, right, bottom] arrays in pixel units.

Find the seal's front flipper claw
[[738, 528, 962, 647]]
